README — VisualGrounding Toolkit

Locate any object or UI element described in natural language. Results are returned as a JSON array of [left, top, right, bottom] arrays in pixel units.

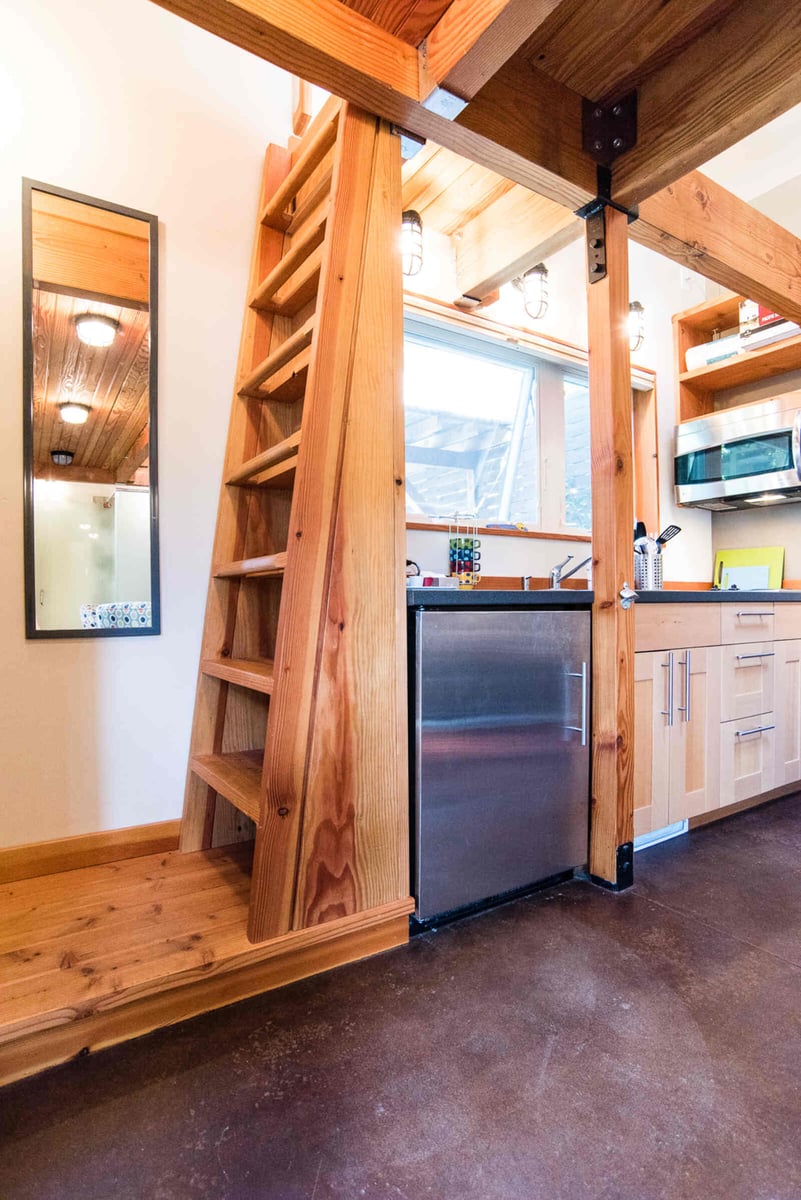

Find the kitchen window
[[404, 315, 591, 535]]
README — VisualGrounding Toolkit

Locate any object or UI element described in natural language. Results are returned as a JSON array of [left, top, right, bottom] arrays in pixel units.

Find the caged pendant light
[[401, 210, 423, 276]]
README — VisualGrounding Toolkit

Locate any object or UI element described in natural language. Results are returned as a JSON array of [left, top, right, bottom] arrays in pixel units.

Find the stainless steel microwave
[[674, 394, 801, 510]]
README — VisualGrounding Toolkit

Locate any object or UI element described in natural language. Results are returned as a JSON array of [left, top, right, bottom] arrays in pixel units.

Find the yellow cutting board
[[713, 546, 785, 590]]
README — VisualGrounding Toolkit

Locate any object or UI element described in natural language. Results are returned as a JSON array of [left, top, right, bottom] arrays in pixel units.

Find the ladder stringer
[[248, 105, 408, 943]]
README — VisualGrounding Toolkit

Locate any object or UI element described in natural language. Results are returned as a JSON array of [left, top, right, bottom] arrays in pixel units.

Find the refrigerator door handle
[[565, 661, 589, 746]]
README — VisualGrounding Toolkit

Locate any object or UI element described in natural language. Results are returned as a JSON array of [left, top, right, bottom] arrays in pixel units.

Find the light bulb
[[59, 402, 91, 425], [74, 313, 120, 347]]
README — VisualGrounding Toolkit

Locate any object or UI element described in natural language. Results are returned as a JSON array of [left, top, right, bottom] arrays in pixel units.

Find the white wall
[[0, 0, 292, 847]]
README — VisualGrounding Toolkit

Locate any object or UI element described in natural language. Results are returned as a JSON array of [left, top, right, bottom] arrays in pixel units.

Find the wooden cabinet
[[634, 602, 801, 836], [673, 293, 801, 423], [720, 642, 775, 722], [634, 646, 721, 830], [720, 715, 776, 804], [775, 640, 801, 786]]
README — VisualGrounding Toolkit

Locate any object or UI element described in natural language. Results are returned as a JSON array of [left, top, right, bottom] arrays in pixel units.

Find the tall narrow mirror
[[22, 181, 160, 637]]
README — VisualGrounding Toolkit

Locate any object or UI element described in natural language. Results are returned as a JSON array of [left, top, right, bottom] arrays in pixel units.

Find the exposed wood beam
[[586, 207, 635, 887], [453, 56, 596, 206], [454, 187, 579, 301], [632, 171, 801, 325], [149, 0, 596, 210], [613, 3, 801, 205], [423, 0, 562, 102]]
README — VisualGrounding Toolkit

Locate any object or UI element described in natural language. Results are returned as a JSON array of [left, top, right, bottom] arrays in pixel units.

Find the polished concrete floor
[[1, 795, 800, 1200]]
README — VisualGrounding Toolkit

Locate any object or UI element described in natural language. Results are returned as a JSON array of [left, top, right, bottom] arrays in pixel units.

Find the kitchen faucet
[[549, 553, 592, 588]]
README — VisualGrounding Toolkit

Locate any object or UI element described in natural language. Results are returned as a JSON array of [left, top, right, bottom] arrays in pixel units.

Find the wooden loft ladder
[[181, 99, 410, 945]]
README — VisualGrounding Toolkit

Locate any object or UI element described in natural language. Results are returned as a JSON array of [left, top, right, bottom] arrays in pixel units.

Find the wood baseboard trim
[[0, 899, 412, 1087], [0, 820, 182, 885], [689, 783, 800, 829]]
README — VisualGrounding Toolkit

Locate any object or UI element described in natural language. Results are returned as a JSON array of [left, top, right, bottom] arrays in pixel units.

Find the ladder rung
[[227, 431, 301, 486], [286, 168, 333, 237], [213, 552, 287, 579], [201, 657, 275, 694], [260, 109, 339, 230], [238, 316, 315, 396], [262, 356, 309, 405], [249, 204, 327, 311], [190, 751, 262, 822], [250, 244, 323, 316]]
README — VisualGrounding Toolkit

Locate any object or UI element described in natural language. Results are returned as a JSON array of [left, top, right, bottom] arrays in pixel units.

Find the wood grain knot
[[295, 530, 303, 538], [278, 806, 290, 817]]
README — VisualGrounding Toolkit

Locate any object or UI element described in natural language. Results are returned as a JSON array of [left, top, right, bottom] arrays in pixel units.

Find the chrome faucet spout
[[560, 555, 592, 583], [549, 554, 573, 589]]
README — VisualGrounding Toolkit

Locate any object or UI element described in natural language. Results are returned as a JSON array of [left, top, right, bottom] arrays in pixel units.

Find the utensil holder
[[635, 553, 663, 591]]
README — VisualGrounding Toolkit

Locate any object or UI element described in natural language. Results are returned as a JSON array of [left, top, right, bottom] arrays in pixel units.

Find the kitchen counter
[[636, 590, 801, 603], [406, 588, 593, 608]]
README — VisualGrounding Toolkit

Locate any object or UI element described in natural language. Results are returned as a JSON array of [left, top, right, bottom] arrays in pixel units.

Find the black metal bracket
[[582, 91, 637, 164], [589, 842, 634, 892], [574, 167, 640, 284]]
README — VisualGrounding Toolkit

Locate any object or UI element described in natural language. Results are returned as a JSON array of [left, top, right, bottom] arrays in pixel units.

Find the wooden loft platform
[[0, 847, 411, 1086]]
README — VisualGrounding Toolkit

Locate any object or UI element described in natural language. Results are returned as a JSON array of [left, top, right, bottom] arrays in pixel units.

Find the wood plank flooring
[[0, 845, 412, 1085]]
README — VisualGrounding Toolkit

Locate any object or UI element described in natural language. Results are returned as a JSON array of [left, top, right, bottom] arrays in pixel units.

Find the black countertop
[[405, 588, 593, 608], [636, 590, 801, 603], [406, 588, 801, 607]]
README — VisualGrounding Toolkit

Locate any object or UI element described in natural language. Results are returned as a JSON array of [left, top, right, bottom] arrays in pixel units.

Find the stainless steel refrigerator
[[413, 608, 591, 921]]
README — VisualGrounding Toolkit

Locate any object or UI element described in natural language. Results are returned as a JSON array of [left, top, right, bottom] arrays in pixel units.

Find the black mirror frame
[[22, 179, 161, 639]]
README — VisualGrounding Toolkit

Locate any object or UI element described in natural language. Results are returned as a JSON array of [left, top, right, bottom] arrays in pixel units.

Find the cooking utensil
[[656, 524, 681, 546]]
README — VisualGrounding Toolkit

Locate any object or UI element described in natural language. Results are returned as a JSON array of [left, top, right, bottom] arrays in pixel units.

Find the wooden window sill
[[406, 520, 591, 543]]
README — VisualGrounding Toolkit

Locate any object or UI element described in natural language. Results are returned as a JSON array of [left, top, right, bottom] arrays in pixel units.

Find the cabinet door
[[775, 640, 801, 786], [669, 646, 722, 822], [720, 604, 774, 644], [720, 641, 775, 722], [720, 714, 776, 804], [634, 652, 671, 837]]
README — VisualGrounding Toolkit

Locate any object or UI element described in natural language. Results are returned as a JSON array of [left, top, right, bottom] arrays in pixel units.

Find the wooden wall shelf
[[673, 293, 801, 422]]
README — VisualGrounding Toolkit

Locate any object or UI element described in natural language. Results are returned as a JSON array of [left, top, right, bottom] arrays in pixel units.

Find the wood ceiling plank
[[633, 171, 801, 325], [402, 145, 483, 221], [521, 0, 738, 102], [342, 0, 448, 44], [425, 163, 513, 237], [424, 0, 562, 101], [614, 2, 801, 205], [32, 197, 150, 307], [454, 186, 579, 300]]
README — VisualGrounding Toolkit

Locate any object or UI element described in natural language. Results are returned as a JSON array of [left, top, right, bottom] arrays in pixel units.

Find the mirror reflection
[[24, 183, 159, 636]]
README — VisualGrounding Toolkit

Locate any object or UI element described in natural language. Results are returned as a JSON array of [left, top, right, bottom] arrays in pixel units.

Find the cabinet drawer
[[720, 642, 775, 722], [720, 603, 774, 644], [635, 603, 720, 652], [773, 604, 801, 641], [720, 714, 776, 805]]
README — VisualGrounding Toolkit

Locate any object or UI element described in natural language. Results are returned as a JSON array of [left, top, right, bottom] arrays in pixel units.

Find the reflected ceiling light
[[59, 402, 91, 425], [50, 449, 74, 466], [629, 300, 646, 353], [401, 210, 423, 276], [74, 313, 120, 347], [513, 263, 549, 321], [745, 493, 786, 504]]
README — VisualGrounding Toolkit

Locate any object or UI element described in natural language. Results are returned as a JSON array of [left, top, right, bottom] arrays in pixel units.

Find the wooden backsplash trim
[[407, 521, 591, 543]]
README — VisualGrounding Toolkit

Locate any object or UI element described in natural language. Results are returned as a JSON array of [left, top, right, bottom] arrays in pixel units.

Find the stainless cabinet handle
[[565, 662, 589, 747], [735, 652, 775, 660], [661, 651, 674, 726], [677, 650, 691, 720], [735, 611, 773, 617], [735, 724, 776, 738]]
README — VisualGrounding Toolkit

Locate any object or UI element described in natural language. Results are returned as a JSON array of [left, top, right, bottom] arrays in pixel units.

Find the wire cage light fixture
[[513, 263, 549, 321], [401, 209, 423, 277]]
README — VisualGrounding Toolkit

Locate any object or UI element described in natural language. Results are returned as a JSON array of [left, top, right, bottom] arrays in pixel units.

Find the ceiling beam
[[633, 171, 801, 324], [454, 188, 579, 301], [149, 0, 597, 210], [613, 2, 801, 206], [422, 0, 563, 102]]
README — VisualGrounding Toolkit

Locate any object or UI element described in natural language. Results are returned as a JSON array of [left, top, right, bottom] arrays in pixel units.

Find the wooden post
[[586, 205, 635, 887]]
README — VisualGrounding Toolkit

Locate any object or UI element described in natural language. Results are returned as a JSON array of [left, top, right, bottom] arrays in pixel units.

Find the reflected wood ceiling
[[32, 290, 150, 485]]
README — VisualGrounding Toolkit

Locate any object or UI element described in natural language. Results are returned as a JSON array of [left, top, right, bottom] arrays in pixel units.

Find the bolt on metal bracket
[[582, 91, 637, 164]]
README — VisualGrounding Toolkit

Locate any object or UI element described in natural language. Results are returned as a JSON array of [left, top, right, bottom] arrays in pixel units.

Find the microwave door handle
[[793, 411, 801, 481]]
